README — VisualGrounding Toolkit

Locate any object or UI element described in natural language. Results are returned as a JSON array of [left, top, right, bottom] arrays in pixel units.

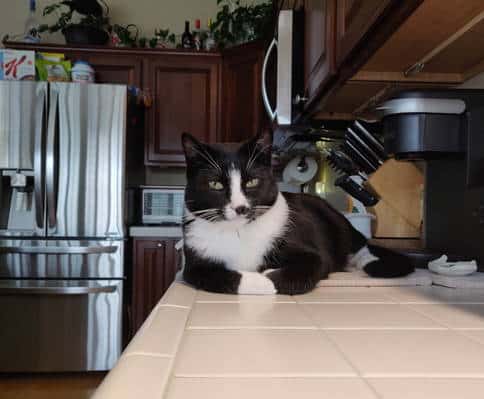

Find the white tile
[[460, 329, 484, 344], [158, 282, 197, 308], [327, 329, 484, 377], [368, 378, 484, 399], [196, 290, 296, 303], [167, 377, 377, 399], [410, 304, 484, 329], [92, 355, 172, 399], [295, 287, 396, 304], [188, 302, 315, 329], [381, 286, 484, 304], [302, 304, 444, 329], [124, 306, 189, 356], [174, 329, 356, 377]]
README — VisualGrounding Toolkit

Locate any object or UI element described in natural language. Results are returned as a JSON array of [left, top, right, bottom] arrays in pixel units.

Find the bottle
[[204, 18, 216, 51], [193, 19, 202, 51], [181, 21, 194, 49], [23, 0, 40, 43]]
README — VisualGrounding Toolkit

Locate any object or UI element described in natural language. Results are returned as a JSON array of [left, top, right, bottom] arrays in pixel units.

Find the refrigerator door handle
[[34, 85, 47, 230], [0, 285, 117, 296], [46, 85, 59, 229], [0, 245, 118, 255]]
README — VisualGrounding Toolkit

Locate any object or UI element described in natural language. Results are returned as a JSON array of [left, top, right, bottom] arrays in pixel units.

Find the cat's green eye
[[246, 178, 259, 188], [209, 181, 224, 190]]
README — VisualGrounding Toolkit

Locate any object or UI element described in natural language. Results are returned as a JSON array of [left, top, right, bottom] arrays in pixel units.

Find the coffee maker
[[379, 89, 484, 266]]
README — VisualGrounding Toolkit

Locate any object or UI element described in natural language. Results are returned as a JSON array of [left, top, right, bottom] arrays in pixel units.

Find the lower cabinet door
[[132, 239, 179, 334]]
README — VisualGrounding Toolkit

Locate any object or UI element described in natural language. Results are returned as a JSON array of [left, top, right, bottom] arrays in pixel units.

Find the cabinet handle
[[157, 242, 163, 248]]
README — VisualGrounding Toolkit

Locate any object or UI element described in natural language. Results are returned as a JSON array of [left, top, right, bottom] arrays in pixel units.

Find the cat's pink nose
[[235, 206, 249, 215]]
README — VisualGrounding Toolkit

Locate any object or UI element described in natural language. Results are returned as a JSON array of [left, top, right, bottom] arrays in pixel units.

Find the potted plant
[[211, 0, 273, 48], [38, 0, 110, 45]]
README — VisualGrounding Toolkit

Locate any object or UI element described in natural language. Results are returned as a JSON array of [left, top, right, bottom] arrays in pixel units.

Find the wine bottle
[[23, 0, 40, 43], [181, 20, 194, 49], [193, 19, 202, 51]]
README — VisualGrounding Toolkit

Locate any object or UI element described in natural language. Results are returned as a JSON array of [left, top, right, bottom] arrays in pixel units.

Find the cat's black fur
[[181, 133, 414, 295]]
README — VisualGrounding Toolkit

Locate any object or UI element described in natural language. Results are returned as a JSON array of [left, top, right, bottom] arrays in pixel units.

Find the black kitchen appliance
[[379, 89, 484, 266]]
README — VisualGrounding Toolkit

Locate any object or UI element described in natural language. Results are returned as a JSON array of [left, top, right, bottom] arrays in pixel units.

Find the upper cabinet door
[[303, 0, 337, 108], [335, 0, 393, 66], [221, 42, 265, 142], [145, 56, 220, 166], [82, 54, 143, 86]]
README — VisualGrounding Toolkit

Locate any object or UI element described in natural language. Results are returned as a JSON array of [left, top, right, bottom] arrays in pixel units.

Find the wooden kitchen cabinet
[[221, 41, 266, 142], [335, 0, 394, 66], [303, 0, 337, 110], [144, 55, 221, 166], [130, 238, 180, 336], [4, 41, 265, 166]]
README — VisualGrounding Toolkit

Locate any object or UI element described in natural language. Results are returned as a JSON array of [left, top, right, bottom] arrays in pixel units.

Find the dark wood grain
[[131, 239, 179, 336], [144, 56, 220, 166]]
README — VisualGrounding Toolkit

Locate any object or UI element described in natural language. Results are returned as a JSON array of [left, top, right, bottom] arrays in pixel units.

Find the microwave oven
[[262, 9, 305, 125], [141, 186, 185, 225]]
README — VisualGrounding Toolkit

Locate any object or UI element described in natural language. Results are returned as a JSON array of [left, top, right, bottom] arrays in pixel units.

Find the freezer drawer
[[0, 279, 122, 372], [0, 239, 124, 278]]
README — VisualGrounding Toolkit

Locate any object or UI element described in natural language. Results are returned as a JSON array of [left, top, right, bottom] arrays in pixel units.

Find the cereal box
[[3, 50, 36, 81], [0, 50, 4, 80]]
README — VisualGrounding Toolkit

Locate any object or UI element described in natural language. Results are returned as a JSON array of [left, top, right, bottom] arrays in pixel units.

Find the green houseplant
[[38, 0, 110, 45], [211, 0, 273, 48]]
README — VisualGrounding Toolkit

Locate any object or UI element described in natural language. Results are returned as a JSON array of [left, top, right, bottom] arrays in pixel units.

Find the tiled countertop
[[94, 284, 484, 399]]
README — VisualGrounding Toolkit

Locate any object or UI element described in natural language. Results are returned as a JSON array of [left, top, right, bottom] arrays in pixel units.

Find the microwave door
[[0, 81, 47, 237], [47, 82, 127, 239]]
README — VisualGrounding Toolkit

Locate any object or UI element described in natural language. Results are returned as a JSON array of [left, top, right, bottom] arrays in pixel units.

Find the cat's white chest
[[184, 193, 289, 272]]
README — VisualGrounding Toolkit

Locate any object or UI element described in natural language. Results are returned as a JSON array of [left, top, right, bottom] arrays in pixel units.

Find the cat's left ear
[[239, 130, 272, 167], [182, 132, 205, 162]]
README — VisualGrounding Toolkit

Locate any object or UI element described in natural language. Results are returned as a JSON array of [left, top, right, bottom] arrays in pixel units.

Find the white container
[[71, 61, 95, 83], [344, 213, 375, 239]]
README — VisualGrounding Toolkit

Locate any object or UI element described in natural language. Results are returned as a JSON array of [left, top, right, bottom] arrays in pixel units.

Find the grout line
[[123, 351, 173, 359], [318, 326, 447, 331], [156, 303, 192, 310], [362, 372, 484, 378], [397, 304, 451, 329], [171, 375, 376, 379], [186, 326, 318, 330]]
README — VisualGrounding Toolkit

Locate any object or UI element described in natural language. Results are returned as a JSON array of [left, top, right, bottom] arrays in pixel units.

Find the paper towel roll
[[282, 156, 318, 185]]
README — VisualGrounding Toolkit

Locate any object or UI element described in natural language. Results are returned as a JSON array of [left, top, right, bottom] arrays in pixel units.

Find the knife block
[[366, 159, 424, 238]]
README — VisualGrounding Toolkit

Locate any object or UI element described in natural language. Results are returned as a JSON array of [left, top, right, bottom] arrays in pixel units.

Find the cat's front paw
[[238, 272, 277, 295]]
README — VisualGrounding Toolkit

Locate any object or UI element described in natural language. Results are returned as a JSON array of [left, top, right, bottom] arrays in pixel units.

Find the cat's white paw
[[238, 272, 277, 295]]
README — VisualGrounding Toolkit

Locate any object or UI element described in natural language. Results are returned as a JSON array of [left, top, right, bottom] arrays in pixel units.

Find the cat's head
[[182, 133, 279, 224]]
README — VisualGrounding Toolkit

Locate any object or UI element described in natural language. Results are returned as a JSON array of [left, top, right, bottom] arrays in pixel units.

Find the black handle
[[335, 175, 379, 207]]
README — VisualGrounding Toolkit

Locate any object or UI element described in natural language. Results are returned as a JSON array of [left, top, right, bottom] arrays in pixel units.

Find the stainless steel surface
[[0, 281, 117, 295], [377, 98, 466, 115], [0, 82, 47, 237], [0, 239, 124, 279], [276, 10, 293, 125], [262, 38, 277, 121], [48, 83, 126, 238], [0, 244, 118, 254], [46, 85, 58, 229], [0, 81, 46, 170], [0, 279, 122, 372], [34, 86, 47, 231]]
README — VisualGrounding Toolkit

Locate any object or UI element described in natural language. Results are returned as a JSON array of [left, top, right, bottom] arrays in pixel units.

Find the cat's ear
[[181, 132, 204, 161], [239, 131, 272, 167]]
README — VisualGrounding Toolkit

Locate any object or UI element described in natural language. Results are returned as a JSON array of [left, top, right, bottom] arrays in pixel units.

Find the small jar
[[71, 61, 95, 83]]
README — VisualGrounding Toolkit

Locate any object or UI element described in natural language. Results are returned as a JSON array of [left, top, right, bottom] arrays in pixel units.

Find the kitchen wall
[[1, 0, 265, 43]]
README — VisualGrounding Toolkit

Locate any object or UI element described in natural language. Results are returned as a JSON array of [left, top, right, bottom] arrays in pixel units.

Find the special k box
[[1, 50, 35, 80]]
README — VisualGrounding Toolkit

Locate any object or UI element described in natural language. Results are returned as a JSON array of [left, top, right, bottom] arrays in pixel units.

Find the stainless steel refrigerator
[[0, 81, 126, 372]]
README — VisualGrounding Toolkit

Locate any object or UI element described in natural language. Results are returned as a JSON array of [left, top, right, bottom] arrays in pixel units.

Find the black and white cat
[[181, 133, 414, 295]]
